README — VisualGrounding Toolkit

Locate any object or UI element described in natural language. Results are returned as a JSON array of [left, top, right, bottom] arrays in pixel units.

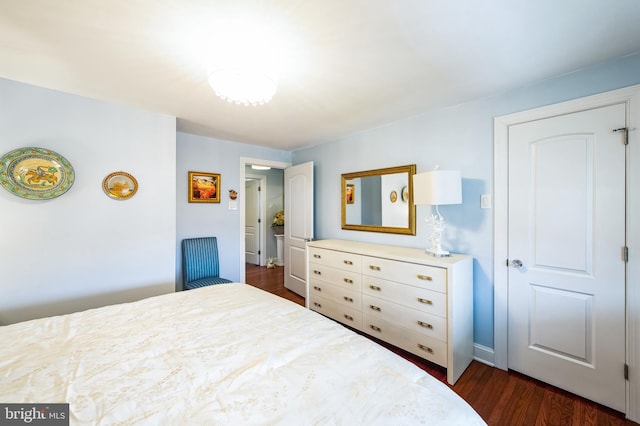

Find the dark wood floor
[[245, 263, 638, 426]]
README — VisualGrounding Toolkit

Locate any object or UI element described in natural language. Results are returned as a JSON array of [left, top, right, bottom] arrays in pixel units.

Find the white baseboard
[[473, 343, 495, 367]]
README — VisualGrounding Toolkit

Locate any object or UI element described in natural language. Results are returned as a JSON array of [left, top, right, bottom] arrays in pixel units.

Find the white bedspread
[[0, 283, 485, 425]]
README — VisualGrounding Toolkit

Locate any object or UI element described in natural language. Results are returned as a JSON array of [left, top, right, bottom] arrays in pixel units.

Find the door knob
[[510, 259, 523, 269]]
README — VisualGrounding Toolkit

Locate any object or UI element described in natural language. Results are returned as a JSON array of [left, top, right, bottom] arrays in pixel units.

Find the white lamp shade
[[413, 170, 462, 206]]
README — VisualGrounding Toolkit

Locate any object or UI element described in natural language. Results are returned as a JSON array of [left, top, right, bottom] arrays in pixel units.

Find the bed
[[0, 283, 486, 425]]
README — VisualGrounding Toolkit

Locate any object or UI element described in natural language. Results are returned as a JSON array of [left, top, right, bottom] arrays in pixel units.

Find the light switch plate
[[481, 194, 492, 209]]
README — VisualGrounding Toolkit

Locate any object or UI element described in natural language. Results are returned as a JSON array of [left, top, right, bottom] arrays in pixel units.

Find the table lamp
[[413, 168, 462, 257]]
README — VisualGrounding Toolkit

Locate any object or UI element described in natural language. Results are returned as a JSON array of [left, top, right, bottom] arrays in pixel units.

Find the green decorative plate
[[0, 147, 75, 200]]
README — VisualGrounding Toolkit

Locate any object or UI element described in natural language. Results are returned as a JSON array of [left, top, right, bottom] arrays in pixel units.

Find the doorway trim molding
[[239, 157, 291, 283], [493, 84, 640, 420]]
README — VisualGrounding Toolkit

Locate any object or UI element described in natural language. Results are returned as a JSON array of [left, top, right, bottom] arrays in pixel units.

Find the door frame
[[239, 157, 291, 283], [245, 174, 267, 266], [493, 84, 640, 420]]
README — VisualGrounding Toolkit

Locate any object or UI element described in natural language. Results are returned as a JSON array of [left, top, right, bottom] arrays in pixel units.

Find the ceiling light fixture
[[251, 164, 271, 170], [208, 68, 277, 106]]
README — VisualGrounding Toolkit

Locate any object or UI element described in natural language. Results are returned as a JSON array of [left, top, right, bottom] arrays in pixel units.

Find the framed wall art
[[103, 171, 138, 200], [345, 183, 355, 204], [189, 171, 220, 203]]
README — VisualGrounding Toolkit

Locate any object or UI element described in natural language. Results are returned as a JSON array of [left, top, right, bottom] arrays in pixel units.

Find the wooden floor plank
[[487, 373, 519, 425], [245, 263, 638, 426], [515, 378, 544, 426]]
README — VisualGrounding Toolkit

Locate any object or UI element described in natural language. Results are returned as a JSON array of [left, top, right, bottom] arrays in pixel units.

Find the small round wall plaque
[[103, 171, 138, 200]]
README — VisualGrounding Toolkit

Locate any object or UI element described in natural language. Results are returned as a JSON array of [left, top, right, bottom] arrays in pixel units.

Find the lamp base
[[425, 210, 453, 257], [425, 245, 452, 257]]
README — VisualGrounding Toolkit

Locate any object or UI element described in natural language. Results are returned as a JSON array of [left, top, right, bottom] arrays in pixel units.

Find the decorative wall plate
[[103, 171, 138, 200], [401, 186, 409, 202], [0, 147, 75, 200]]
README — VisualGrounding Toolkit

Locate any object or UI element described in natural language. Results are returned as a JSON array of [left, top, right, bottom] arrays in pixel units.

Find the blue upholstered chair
[[181, 237, 233, 290]]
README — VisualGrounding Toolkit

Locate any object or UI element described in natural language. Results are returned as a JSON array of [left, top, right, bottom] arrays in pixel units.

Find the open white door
[[284, 162, 314, 297]]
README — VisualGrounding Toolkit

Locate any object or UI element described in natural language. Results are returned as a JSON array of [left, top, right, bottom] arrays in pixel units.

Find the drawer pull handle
[[344, 278, 353, 284], [344, 314, 354, 321], [344, 296, 354, 303], [369, 285, 381, 291], [417, 298, 433, 305], [370, 325, 382, 332], [418, 344, 434, 354], [313, 302, 322, 308], [417, 274, 433, 281], [313, 286, 322, 292], [313, 254, 321, 258], [418, 321, 433, 329], [313, 270, 322, 275], [369, 265, 381, 271], [344, 260, 353, 265], [369, 305, 381, 312]]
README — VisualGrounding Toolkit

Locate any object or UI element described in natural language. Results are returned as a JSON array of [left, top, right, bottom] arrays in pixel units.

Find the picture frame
[[189, 171, 220, 203], [103, 171, 138, 200], [346, 183, 355, 204]]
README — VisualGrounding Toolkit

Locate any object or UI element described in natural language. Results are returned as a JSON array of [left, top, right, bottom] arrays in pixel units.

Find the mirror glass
[[341, 164, 416, 235]]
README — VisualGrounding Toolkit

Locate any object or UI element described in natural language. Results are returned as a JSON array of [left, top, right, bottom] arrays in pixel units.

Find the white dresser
[[306, 239, 473, 385]]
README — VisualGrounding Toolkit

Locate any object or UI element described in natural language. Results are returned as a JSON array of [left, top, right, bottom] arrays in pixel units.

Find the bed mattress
[[0, 283, 485, 425]]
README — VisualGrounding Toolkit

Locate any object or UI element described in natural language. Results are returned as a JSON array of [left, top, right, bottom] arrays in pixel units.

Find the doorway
[[239, 157, 291, 284], [244, 167, 284, 268], [494, 84, 640, 419], [508, 103, 626, 411]]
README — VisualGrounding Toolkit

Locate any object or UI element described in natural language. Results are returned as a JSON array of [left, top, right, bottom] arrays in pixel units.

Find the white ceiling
[[1, 0, 640, 150]]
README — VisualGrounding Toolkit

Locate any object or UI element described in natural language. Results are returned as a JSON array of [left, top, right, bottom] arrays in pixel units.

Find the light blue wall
[[176, 132, 291, 288], [0, 78, 177, 325], [3, 51, 638, 342], [293, 52, 640, 349]]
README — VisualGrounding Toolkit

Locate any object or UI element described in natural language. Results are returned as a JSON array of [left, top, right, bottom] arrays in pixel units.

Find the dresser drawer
[[362, 295, 446, 341], [362, 314, 447, 367], [308, 247, 362, 272], [362, 276, 447, 317], [309, 294, 362, 329], [362, 256, 447, 292], [309, 279, 362, 310], [308, 263, 362, 291]]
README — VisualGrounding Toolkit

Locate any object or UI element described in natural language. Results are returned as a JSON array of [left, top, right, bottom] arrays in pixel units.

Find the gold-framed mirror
[[341, 164, 416, 235]]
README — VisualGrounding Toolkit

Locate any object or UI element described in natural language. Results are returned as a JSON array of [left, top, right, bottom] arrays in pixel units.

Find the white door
[[284, 162, 314, 297], [507, 103, 627, 411], [245, 179, 260, 265]]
